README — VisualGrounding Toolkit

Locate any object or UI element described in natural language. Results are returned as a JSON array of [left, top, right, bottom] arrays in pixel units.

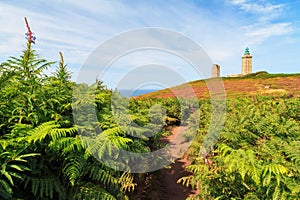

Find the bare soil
[[130, 126, 197, 200], [160, 126, 197, 200]]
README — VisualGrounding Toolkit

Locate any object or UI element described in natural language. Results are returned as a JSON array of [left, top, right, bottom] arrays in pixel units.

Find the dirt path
[[160, 126, 197, 200]]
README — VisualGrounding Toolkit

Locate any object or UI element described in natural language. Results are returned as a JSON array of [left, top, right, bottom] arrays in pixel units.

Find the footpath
[[161, 126, 197, 200]]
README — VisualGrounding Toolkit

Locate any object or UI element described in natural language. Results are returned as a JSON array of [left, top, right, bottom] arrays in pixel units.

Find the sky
[[0, 0, 300, 90]]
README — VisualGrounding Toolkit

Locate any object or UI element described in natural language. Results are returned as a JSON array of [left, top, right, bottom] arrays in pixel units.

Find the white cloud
[[245, 22, 292, 38], [242, 22, 293, 47], [227, 0, 293, 49], [229, 0, 284, 17]]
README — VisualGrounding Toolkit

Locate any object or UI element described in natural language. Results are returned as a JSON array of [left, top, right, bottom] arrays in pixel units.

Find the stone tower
[[241, 47, 252, 75], [211, 64, 220, 78]]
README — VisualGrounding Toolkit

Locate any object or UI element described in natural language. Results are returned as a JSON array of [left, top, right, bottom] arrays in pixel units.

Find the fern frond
[[26, 121, 59, 143], [49, 136, 84, 156], [88, 165, 118, 186], [24, 175, 65, 199], [73, 183, 117, 200], [49, 126, 77, 141], [119, 172, 136, 193], [63, 154, 85, 186]]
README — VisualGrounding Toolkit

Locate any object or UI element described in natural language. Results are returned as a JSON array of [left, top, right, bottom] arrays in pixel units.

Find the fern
[[118, 172, 136, 193], [63, 154, 85, 186], [49, 136, 84, 156], [180, 98, 300, 199], [24, 175, 65, 199], [72, 183, 117, 200], [88, 165, 118, 186], [0, 142, 39, 199], [25, 121, 77, 143]]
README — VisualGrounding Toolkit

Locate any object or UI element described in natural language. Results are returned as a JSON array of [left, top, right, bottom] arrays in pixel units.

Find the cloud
[[246, 23, 292, 38], [245, 22, 292, 42], [77, 28, 213, 87], [0, 0, 298, 82], [229, 0, 284, 20], [0, 1, 253, 78], [0, 1, 117, 62], [227, 0, 293, 47]]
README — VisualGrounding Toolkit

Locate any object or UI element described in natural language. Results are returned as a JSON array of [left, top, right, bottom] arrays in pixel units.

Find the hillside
[[138, 72, 300, 99]]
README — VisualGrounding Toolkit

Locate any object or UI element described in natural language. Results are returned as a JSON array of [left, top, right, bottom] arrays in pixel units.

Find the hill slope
[[139, 72, 300, 99]]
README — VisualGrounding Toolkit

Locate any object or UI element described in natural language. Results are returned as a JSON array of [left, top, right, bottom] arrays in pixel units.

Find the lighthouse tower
[[211, 64, 220, 78], [241, 47, 252, 75]]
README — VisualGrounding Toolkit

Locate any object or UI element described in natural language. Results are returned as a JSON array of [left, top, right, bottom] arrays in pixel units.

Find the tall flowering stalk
[[24, 17, 36, 45], [23, 17, 35, 79]]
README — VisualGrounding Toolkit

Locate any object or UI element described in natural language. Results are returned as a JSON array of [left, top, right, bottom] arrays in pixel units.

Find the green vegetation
[[1, 30, 299, 200], [224, 71, 300, 79], [179, 97, 300, 199], [0, 42, 162, 199]]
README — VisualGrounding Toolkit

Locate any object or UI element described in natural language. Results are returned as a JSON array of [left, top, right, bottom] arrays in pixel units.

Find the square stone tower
[[212, 64, 220, 78], [242, 47, 252, 75]]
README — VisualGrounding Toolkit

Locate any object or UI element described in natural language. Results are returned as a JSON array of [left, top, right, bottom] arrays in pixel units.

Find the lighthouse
[[241, 47, 252, 75]]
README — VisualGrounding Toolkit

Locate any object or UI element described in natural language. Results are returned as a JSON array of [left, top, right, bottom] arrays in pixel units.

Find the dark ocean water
[[118, 89, 158, 97]]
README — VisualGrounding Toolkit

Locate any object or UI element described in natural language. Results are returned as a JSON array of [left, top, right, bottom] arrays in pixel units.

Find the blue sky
[[0, 0, 299, 89]]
